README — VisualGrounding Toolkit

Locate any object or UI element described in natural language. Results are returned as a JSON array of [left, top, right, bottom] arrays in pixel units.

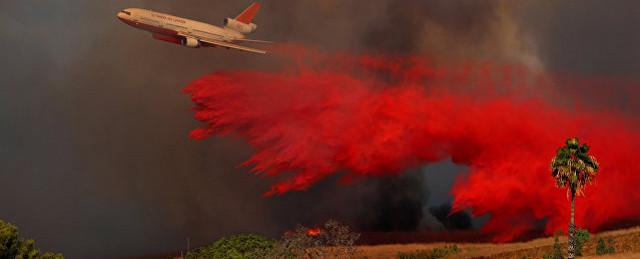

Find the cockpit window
[[121, 10, 131, 15]]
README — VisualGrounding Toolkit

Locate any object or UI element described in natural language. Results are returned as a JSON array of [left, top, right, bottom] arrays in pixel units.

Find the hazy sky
[[1, 0, 639, 258]]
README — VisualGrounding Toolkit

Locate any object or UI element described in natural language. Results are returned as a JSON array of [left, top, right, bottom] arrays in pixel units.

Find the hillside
[[357, 227, 640, 259]]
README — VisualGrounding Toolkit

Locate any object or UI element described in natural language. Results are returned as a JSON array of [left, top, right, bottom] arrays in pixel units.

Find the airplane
[[116, 2, 268, 54]]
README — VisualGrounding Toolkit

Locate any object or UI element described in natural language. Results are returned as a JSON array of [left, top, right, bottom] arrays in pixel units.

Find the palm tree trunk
[[568, 189, 576, 259]]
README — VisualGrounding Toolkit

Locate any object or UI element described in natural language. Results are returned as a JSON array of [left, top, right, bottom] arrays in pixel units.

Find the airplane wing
[[233, 38, 273, 44], [199, 37, 267, 54]]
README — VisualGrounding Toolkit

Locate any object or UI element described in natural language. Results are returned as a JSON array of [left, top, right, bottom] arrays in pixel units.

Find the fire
[[306, 228, 321, 236]]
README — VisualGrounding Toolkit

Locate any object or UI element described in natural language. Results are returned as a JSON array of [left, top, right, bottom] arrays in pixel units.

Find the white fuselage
[[117, 8, 245, 45]]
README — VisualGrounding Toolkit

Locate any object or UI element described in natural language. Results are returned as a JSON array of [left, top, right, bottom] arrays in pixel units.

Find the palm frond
[[550, 137, 600, 197]]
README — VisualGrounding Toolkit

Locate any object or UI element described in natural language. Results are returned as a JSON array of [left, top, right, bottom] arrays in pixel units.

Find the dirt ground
[[356, 227, 640, 259]]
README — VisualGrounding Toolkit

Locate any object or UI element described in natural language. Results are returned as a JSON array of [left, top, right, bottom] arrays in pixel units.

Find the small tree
[[0, 219, 20, 258], [269, 219, 360, 259], [543, 234, 564, 259], [595, 237, 615, 255], [186, 234, 275, 259], [551, 137, 599, 259], [0, 219, 63, 259], [606, 237, 616, 254], [574, 228, 590, 256]]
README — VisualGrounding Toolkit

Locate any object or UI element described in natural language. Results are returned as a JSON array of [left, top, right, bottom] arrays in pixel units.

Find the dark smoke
[[429, 204, 472, 230], [1, 0, 640, 258], [358, 170, 429, 232]]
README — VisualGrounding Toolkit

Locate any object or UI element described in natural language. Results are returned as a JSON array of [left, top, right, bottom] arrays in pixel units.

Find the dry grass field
[[356, 227, 640, 259]]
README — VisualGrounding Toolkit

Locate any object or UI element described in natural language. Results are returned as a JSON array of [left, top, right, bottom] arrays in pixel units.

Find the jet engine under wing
[[198, 36, 267, 54]]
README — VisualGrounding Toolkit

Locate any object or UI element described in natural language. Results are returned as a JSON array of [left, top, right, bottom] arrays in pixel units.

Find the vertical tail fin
[[235, 3, 261, 24]]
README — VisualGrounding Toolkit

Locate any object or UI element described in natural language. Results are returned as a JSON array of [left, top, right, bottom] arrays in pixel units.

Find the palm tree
[[551, 137, 599, 259]]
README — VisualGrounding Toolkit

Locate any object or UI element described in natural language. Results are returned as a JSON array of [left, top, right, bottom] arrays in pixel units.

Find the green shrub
[[575, 228, 590, 256], [596, 237, 615, 255], [607, 237, 616, 254], [0, 220, 19, 258], [596, 237, 606, 255], [542, 235, 563, 259], [397, 245, 460, 259], [0, 219, 63, 259], [186, 234, 275, 259]]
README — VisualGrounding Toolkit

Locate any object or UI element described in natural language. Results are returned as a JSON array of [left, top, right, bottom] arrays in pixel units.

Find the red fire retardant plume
[[184, 51, 640, 242]]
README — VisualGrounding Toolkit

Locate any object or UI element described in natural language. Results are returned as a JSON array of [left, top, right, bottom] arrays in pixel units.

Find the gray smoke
[[1, 0, 639, 258]]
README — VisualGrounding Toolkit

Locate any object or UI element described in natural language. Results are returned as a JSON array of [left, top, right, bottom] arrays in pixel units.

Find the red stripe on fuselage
[[152, 33, 182, 45]]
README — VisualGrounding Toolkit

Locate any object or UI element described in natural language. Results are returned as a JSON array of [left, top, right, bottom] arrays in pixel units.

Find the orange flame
[[306, 228, 321, 236]]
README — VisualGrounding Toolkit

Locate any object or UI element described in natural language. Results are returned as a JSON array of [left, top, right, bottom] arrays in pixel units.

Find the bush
[[542, 235, 563, 259], [0, 219, 63, 259], [575, 228, 590, 256], [397, 245, 460, 259], [186, 234, 275, 259], [269, 219, 360, 259], [596, 237, 606, 255], [595, 237, 615, 255]]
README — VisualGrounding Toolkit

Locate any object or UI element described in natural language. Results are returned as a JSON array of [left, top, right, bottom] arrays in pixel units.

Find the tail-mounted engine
[[223, 18, 257, 34]]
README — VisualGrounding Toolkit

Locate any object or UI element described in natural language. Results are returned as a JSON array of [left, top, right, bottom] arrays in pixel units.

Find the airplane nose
[[117, 10, 131, 20]]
